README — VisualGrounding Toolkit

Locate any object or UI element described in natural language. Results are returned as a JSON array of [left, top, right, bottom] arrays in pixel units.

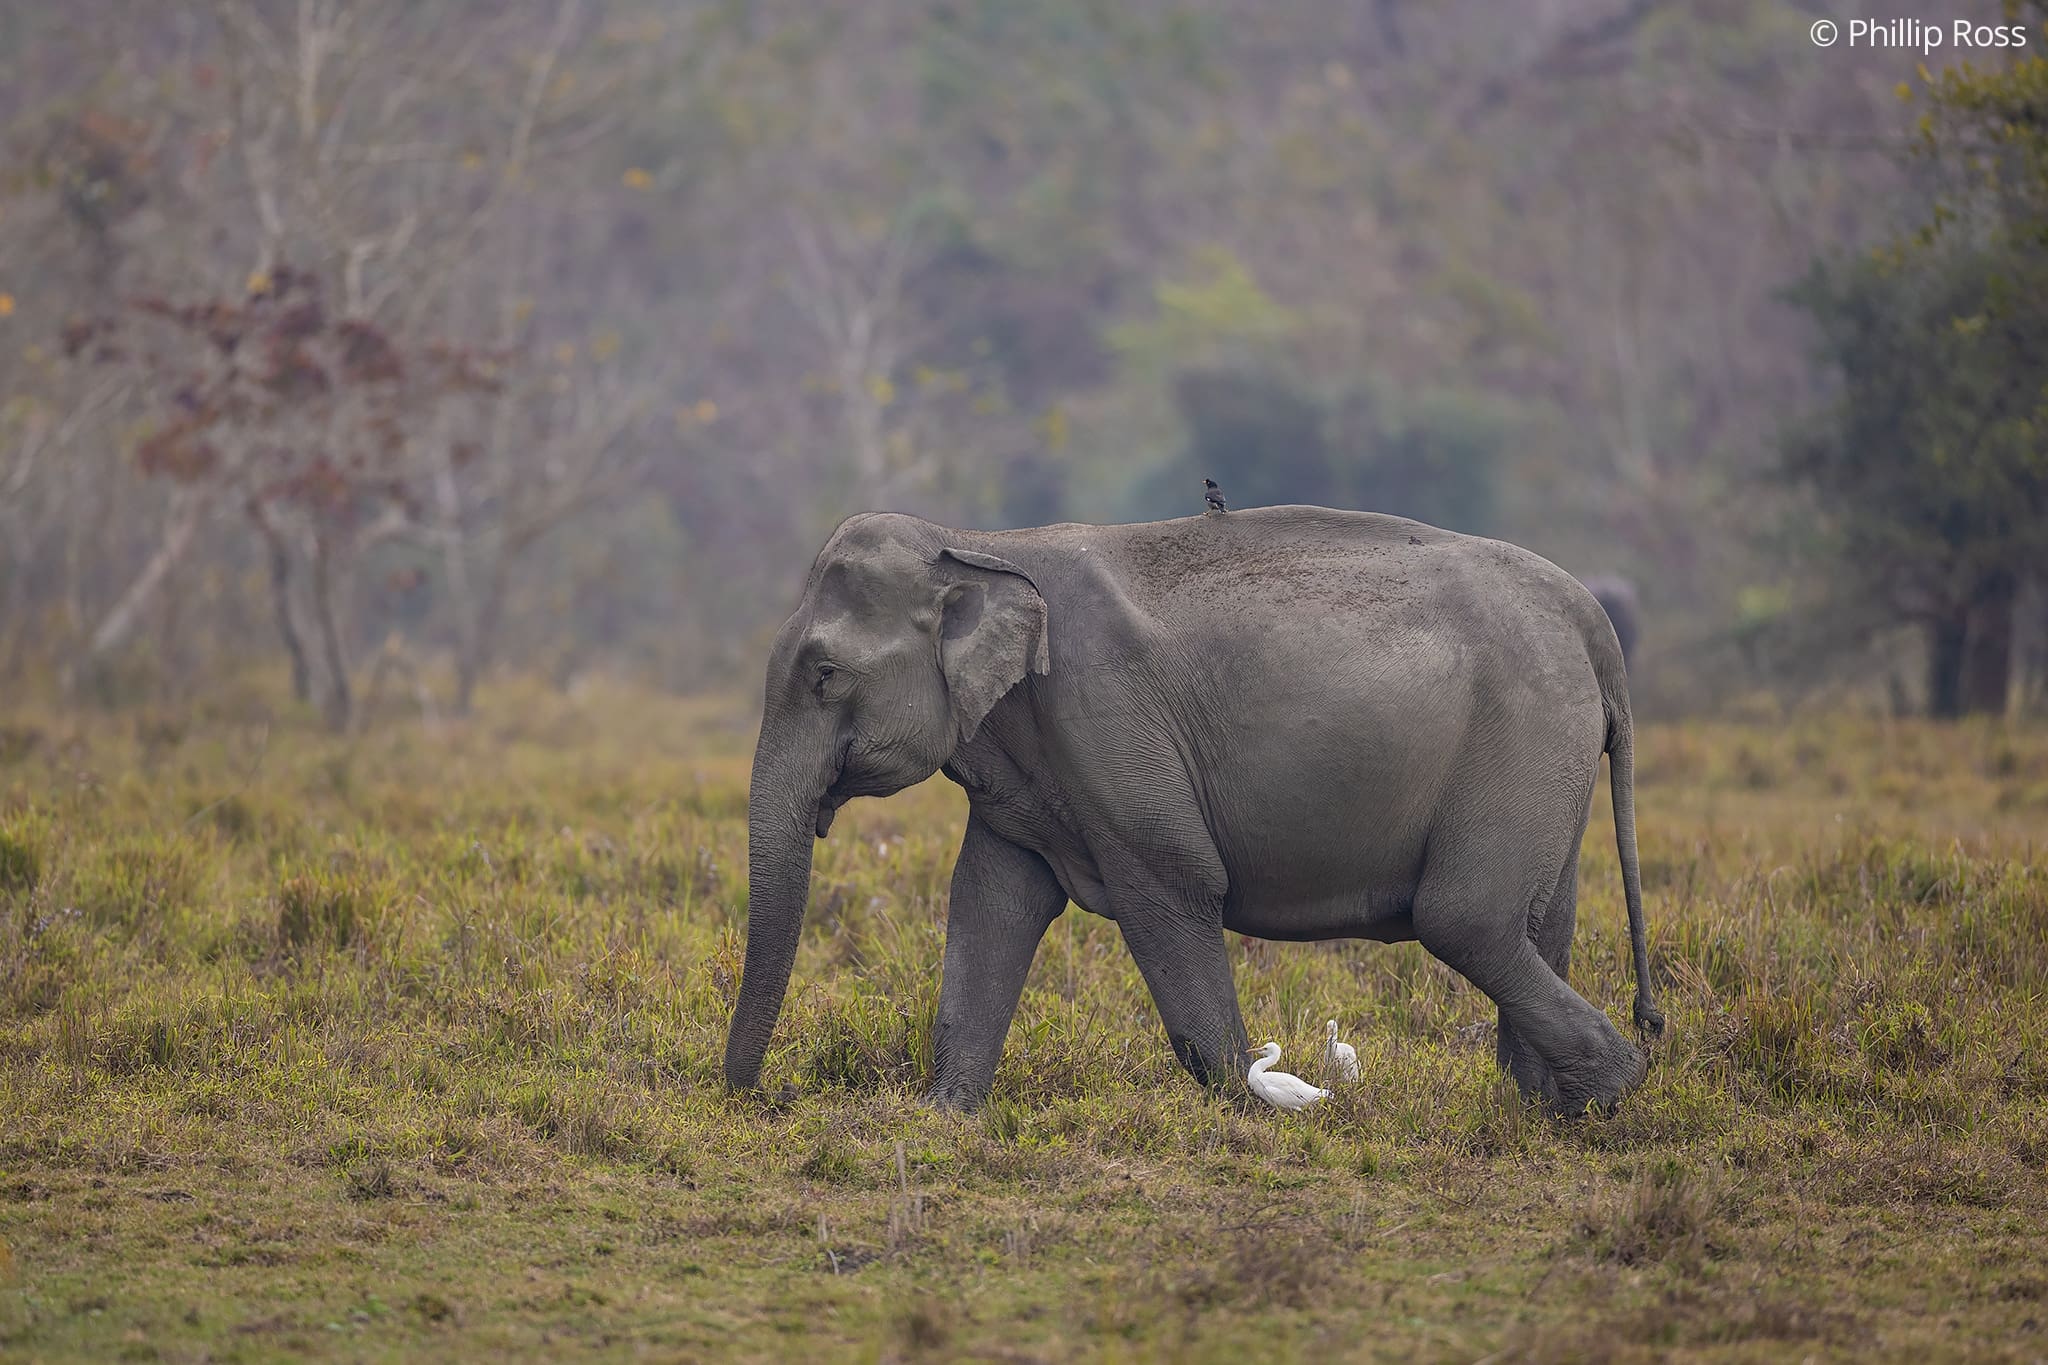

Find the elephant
[[723, 506, 1663, 1116], [1579, 574, 1641, 670]]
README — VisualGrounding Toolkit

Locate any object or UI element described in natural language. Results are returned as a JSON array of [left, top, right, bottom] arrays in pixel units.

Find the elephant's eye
[[813, 663, 841, 698]]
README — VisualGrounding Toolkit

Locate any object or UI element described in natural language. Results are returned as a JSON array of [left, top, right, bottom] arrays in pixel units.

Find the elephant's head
[[722, 514, 1050, 1091]]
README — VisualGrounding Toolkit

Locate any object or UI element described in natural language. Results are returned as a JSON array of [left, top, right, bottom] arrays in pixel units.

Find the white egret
[[1245, 1042, 1330, 1111], [1323, 1019, 1360, 1083]]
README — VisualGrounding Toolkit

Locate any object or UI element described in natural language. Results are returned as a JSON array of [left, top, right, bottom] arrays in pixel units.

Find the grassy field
[[2, 681, 2046, 1361]]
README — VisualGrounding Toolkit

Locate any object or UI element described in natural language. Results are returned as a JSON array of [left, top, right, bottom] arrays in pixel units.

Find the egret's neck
[[1249, 1050, 1274, 1078]]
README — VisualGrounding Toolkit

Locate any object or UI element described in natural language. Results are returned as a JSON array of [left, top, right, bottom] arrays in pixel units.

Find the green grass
[[2, 681, 2046, 1360]]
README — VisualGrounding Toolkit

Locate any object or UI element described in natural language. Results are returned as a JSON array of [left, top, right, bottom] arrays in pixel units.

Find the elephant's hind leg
[[1415, 842, 1643, 1117], [1495, 855, 1578, 1107]]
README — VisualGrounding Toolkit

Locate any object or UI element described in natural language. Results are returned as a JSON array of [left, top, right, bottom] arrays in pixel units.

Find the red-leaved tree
[[98, 265, 506, 728]]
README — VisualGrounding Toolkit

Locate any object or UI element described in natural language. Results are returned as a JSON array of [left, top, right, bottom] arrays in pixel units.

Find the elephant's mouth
[[813, 734, 854, 838], [815, 772, 893, 836], [814, 767, 894, 836], [812, 731, 936, 838]]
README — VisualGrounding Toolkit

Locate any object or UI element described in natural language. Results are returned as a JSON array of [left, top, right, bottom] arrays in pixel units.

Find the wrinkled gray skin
[[1580, 574, 1641, 670], [725, 507, 1664, 1116]]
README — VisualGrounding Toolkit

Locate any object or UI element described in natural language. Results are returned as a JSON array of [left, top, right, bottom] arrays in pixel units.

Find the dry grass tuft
[[1575, 1160, 1726, 1268]]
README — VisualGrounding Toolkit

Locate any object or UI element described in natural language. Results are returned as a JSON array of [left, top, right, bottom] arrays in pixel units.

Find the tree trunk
[[0, 526, 31, 682], [431, 436, 483, 716], [2014, 576, 2047, 719], [1926, 612, 1968, 719], [308, 534, 353, 732], [452, 562, 507, 718], [1959, 572, 2016, 717], [253, 507, 313, 703], [453, 649, 480, 718]]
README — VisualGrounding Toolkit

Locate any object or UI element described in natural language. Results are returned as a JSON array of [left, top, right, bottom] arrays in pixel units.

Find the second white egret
[[1323, 1019, 1360, 1083]]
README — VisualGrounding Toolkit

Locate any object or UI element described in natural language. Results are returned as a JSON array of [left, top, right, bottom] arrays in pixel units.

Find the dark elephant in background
[[1581, 574, 1641, 670], [724, 508, 1663, 1117]]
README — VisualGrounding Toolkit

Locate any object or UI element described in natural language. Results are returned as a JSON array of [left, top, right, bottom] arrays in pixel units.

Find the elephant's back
[[970, 505, 1620, 710], [1012, 506, 1585, 646]]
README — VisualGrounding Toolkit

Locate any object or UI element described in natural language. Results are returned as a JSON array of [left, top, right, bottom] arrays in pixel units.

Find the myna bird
[[1203, 478, 1229, 514]]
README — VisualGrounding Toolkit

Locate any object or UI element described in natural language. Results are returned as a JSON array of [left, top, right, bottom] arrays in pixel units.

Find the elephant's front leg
[[927, 816, 1066, 1110], [1116, 896, 1250, 1091]]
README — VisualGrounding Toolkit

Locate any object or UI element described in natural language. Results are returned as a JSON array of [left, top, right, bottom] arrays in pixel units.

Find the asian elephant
[[1580, 574, 1641, 670], [723, 507, 1663, 1116]]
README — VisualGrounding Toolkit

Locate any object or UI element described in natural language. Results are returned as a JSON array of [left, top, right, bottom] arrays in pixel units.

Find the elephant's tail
[[1605, 696, 1665, 1039]]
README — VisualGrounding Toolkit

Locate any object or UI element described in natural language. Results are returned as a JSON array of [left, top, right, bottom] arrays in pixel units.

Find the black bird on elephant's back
[[1579, 575, 1641, 670], [1202, 478, 1229, 514]]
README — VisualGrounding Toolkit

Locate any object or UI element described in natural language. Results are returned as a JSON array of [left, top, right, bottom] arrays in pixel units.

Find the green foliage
[[1107, 246, 1301, 381], [1909, 4, 2048, 245], [1782, 231, 2048, 714], [1785, 248, 2048, 601]]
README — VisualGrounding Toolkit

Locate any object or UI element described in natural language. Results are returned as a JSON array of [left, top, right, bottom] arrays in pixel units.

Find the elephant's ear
[[935, 546, 1050, 743]]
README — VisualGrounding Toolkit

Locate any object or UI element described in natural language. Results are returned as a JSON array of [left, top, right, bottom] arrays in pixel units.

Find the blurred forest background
[[1, 0, 2044, 726]]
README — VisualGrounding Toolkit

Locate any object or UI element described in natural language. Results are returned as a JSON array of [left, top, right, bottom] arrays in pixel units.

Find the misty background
[[1, 0, 2043, 727]]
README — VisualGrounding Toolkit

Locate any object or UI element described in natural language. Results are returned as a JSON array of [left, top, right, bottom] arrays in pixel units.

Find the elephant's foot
[[1426, 924, 1645, 1118], [1543, 1025, 1649, 1119], [922, 1080, 990, 1112]]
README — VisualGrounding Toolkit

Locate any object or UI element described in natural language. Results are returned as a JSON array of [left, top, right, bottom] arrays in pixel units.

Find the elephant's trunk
[[722, 729, 831, 1091]]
